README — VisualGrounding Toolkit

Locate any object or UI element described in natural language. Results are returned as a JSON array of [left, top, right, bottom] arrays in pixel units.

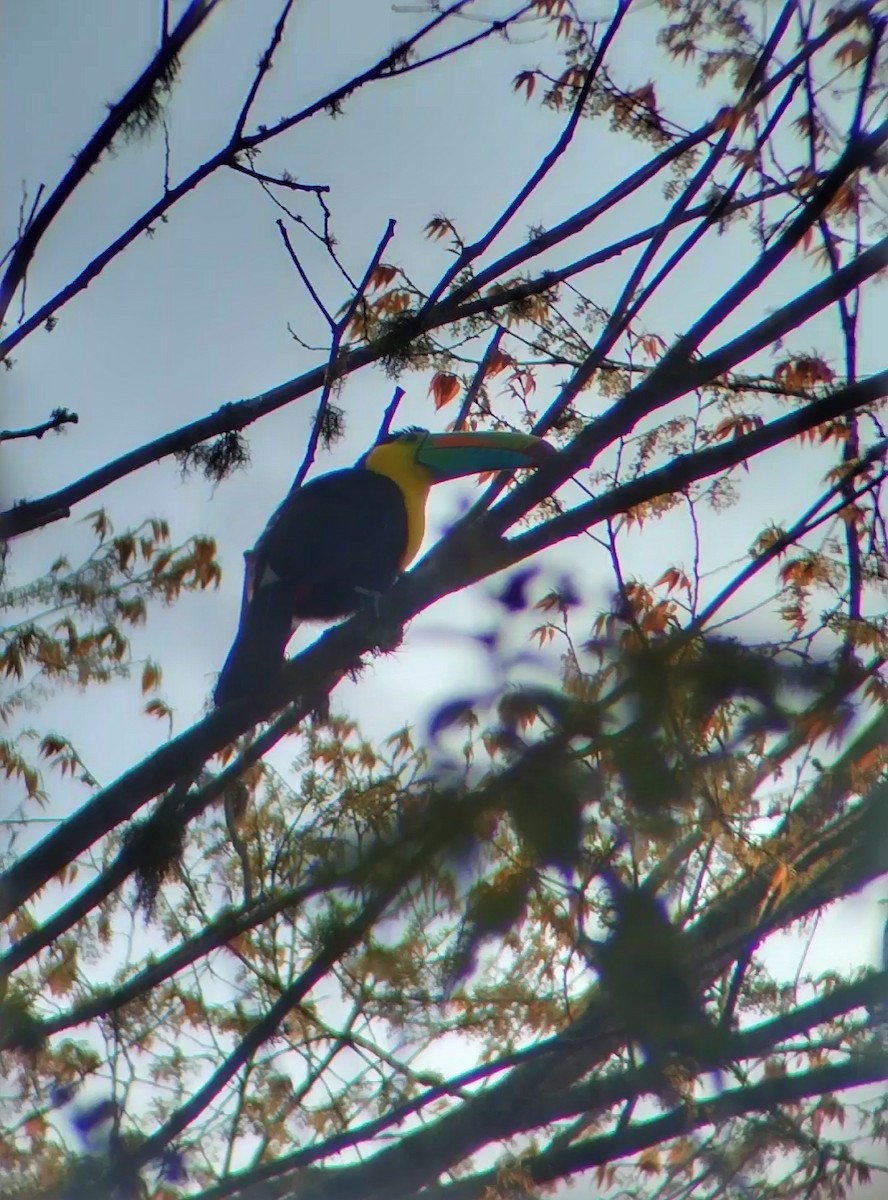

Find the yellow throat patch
[[364, 442, 433, 568]]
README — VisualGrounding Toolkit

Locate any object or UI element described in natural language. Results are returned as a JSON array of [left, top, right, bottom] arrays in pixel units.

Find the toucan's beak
[[414, 430, 554, 480]]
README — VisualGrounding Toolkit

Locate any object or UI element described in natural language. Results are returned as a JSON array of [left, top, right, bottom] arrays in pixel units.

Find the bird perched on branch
[[213, 426, 554, 705]]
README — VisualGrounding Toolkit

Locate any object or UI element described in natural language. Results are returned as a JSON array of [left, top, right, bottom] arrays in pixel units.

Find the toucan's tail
[[213, 587, 295, 706]]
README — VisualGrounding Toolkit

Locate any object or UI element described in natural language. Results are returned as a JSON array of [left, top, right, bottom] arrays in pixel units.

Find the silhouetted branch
[[233, 0, 298, 140], [376, 386, 406, 441], [230, 162, 329, 196], [289, 218, 397, 491], [424, 0, 632, 308], [277, 219, 335, 328], [0, 407, 78, 443], [0, 0, 513, 366], [453, 328, 505, 432], [0, 180, 808, 541], [419, 1055, 888, 1200], [0, 0, 223, 330], [505, 371, 888, 561]]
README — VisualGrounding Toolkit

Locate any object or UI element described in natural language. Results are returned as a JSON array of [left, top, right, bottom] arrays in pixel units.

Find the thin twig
[[0, 0, 491, 363], [289, 218, 397, 493], [423, 0, 634, 309], [851, 12, 885, 136], [233, 0, 298, 139], [277, 219, 335, 328], [161, 118, 171, 195], [505, 373, 888, 563], [376, 386, 406, 441], [0, 407, 79, 443], [229, 161, 329, 195], [452, 328, 505, 432]]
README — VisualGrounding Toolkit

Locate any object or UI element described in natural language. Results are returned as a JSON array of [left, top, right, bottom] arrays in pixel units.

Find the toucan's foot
[[352, 587, 404, 651], [354, 585, 384, 617], [307, 690, 331, 725]]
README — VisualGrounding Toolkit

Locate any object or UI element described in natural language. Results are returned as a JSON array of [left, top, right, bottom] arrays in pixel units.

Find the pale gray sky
[[4, 0, 885, 897], [3, 2, 887, 1186]]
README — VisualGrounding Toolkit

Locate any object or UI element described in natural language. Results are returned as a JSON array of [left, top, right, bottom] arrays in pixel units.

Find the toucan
[[213, 426, 553, 705]]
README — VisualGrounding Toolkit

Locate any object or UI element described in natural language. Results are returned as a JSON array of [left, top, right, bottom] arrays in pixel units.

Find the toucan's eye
[[388, 426, 426, 444]]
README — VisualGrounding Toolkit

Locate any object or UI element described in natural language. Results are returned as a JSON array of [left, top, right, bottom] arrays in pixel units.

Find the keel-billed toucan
[[213, 426, 553, 705]]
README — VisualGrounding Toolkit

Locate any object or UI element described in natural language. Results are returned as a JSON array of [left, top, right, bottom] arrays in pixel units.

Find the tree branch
[[503, 371, 888, 562], [0, 407, 78, 443], [232, 0, 298, 140], [0, 183, 792, 542], [289, 218, 396, 492], [424, 0, 633, 308], [0, 0, 506, 366], [0, 0, 223, 329], [422, 1054, 888, 1200]]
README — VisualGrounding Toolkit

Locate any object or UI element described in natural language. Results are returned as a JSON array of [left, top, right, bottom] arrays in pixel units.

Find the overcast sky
[[3, 6, 888, 1160], [4, 3, 888, 1194]]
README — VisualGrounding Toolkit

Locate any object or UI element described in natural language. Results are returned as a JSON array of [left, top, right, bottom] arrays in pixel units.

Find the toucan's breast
[[361, 445, 433, 568], [253, 468, 409, 619]]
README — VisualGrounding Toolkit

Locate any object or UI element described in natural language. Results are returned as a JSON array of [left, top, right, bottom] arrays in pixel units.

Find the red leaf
[[484, 349, 514, 378], [513, 71, 536, 100], [429, 373, 461, 410], [368, 264, 398, 291]]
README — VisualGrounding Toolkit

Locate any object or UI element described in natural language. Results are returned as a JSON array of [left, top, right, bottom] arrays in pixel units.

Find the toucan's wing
[[214, 470, 407, 705], [253, 469, 407, 615]]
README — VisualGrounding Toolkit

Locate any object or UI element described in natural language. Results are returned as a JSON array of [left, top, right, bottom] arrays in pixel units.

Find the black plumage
[[214, 469, 407, 705]]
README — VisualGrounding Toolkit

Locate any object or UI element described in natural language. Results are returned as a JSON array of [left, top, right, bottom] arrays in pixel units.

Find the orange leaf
[[668, 1139, 696, 1168], [368, 264, 398, 291], [768, 861, 792, 903], [375, 289, 411, 314], [141, 661, 161, 694], [181, 995, 204, 1024], [429, 372, 461, 410], [484, 349, 513, 377], [714, 105, 739, 132], [654, 567, 690, 595], [425, 216, 453, 241], [833, 38, 869, 67], [25, 1116, 47, 1140], [638, 1148, 662, 1175], [775, 355, 835, 388], [513, 71, 536, 100], [46, 955, 77, 997], [639, 333, 666, 360]]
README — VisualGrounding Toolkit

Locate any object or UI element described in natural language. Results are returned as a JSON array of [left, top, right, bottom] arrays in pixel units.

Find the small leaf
[[368, 263, 398, 291], [638, 1148, 662, 1175], [145, 698, 172, 721], [512, 70, 536, 100], [424, 216, 453, 242], [429, 372, 461, 410], [141, 661, 162, 694], [484, 349, 513, 377]]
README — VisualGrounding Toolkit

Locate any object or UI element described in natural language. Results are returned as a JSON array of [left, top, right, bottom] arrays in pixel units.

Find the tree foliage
[[2, 2, 888, 1199]]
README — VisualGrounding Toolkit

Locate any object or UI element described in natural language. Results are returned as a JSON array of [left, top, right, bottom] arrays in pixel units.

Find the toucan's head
[[361, 426, 554, 486]]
